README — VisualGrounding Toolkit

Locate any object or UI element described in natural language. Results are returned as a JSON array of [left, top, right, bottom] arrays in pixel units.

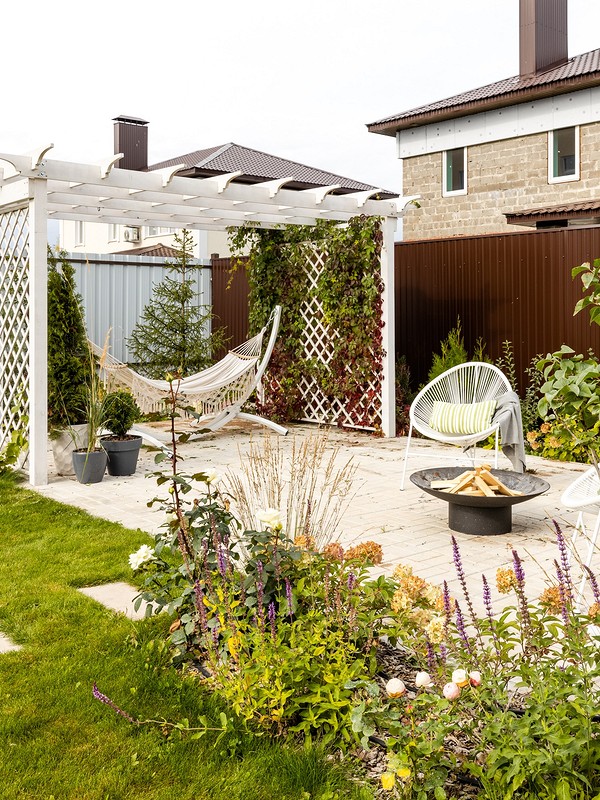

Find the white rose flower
[[451, 668, 469, 688], [414, 671, 434, 689], [385, 678, 406, 698], [128, 544, 156, 571], [443, 682, 461, 701], [203, 468, 219, 485], [256, 507, 283, 529]]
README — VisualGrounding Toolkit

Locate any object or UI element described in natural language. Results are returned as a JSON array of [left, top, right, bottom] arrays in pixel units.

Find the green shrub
[[104, 390, 142, 437]]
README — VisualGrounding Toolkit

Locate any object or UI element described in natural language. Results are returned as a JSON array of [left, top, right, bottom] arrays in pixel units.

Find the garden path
[[34, 421, 592, 614]]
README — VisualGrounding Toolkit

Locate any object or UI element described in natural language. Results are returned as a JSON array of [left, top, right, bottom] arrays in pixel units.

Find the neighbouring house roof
[[367, 48, 600, 136], [148, 142, 398, 199], [505, 199, 600, 226], [112, 243, 181, 257]]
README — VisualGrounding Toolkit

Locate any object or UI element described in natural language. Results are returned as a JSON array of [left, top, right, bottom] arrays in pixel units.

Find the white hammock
[[92, 306, 287, 435]]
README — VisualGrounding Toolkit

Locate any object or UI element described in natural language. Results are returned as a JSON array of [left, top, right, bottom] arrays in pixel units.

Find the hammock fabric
[[92, 328, 265, 417]]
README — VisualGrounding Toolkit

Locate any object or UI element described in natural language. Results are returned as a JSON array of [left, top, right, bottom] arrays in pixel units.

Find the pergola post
[[380, 216, 397, 438], [28, 178, 48, 485]]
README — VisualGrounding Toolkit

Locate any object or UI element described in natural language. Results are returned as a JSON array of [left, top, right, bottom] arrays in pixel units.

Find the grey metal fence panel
[[69, 252, 212, 363]]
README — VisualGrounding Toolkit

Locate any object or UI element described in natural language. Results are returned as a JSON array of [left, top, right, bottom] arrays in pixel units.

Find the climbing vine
[[228, 216, 384, 428]]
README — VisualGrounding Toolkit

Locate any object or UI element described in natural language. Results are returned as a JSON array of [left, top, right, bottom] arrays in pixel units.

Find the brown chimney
[[113, 115, 149, 171], [520, 0, 568, 76]]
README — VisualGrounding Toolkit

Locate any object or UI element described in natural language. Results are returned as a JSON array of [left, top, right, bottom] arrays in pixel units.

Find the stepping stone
[[78, 581, 157, 620], [0, 633, 21, 653]]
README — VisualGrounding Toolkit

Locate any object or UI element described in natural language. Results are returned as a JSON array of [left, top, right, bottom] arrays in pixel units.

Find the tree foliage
[[128, 230, 225, 378], [47, 248, 91, 430]]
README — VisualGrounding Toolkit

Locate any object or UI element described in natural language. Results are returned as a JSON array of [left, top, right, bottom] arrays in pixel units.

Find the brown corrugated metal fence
[[395, 227, 600, 392], [211, 256, 250, 359]]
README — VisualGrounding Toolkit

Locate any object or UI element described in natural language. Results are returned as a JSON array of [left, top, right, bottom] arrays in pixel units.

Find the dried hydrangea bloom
[[321, 542, 344, 561], [344, 540, 383, 565], [588, 601, 600, 620], [496, 566, 517, 594], [294, 534, 316, 550], [539, 585, 563, 614], [425, 615, 445, 644]]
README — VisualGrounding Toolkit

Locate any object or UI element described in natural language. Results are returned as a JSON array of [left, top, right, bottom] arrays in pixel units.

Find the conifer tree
[[128, 229, 224, 378], [47, 247, 92, 430]]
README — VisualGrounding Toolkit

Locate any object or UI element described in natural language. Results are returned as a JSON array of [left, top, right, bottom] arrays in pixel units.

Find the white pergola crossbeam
[[0, 148, 415, 487]]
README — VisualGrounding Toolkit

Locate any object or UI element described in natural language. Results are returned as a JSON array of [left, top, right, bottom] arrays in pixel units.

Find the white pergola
[[0, 144, 416, 486]]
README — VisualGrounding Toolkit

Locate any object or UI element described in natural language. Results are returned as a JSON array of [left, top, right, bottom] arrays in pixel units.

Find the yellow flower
[[381, 772, 396, 790], [540, 422, 551, 434], [425, 616, 445, 644], [396, 766, 411, 780], [496, 567, 517, 594], [526, 430, 538, 443]]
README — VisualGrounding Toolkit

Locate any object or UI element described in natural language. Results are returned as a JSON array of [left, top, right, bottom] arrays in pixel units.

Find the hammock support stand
[[95, 306, 287, 438]]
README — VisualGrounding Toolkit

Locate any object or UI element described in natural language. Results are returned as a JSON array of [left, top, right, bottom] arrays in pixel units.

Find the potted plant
[[100, 390, 143, 476], [47, 248, 92, 475], [71, 341, 110, 484]]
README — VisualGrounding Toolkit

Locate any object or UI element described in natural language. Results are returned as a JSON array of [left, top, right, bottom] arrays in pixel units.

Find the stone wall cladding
[[403, 123, 600, 240]]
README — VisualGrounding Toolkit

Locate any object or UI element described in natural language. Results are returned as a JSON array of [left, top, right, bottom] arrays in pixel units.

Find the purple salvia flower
[[212, 626, 220, 647], [193, 580, 210, 634], [555, 561, 571, 626], [584, 565, 600, 605], [553, 520, 574, 601], [268, 601, 277, 641], [482, 573, 501, 658], [439, 642, 448, 666], [256, 561, 265, 630], [452, 535, 480, 635], [512, 549, 525, 586], [324, 565, 331, 611], [511, 549, 533, 639], [347, 571, 356, 592], [92, 683, 138, 724], [217, 546, 227, 578], [454, 601, 472, 655], [482, 574, 493, 619], [285, 577, 293, 619], [442, 580, 452, 633], [425, 637, 436, 672]]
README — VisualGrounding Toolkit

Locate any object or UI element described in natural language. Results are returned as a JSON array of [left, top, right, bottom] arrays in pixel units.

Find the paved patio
[[34, 420, 593, 612]]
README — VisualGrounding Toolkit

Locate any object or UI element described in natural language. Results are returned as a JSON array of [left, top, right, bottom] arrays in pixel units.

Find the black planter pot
[[101, 435, 143, 476], [72, 449, 108, 484]]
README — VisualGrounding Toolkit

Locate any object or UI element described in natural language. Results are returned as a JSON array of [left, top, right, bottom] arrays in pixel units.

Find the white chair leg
[[574, 509, 600, 613], [493, 427, 500, 468], [400, 422, 414, 491]]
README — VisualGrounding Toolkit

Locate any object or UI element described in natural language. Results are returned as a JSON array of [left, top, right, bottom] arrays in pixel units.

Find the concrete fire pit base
[[410, 467, 551, 535]]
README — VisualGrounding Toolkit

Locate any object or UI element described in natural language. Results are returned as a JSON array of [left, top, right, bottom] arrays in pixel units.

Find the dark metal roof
[[148, 142, 398, 198], [368, 48, 600, 136], [505, 199, 600, 226]]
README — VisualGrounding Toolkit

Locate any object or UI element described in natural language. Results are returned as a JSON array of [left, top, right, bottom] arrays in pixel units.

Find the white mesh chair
[[401, 361, 512, 490], [561, 467, 600, 612]]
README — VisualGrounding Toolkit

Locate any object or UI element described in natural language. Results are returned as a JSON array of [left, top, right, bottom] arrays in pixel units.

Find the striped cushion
[[429, 400, 497, 435]]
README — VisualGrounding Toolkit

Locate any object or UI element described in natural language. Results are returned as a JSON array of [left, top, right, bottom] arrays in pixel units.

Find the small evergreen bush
[[104, 390, 142, 438]]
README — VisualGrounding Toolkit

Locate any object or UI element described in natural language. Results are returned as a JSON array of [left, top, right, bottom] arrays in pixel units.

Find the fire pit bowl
[[410, 467, 550, 535]]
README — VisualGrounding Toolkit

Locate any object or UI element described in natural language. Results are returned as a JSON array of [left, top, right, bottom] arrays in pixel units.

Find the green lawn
[[0, 474, 372, 800]]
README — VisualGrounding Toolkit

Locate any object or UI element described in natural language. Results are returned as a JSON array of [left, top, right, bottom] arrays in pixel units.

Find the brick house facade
[[368, 0, 600, 241]]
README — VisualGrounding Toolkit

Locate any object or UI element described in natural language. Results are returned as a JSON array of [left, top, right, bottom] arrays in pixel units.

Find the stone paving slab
[[35, 420, 595, 611], [0, 633, 21, 654], [78, 582, 155, 620]]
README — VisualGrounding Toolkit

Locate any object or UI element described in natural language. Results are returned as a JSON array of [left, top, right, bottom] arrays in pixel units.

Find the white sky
[[1, 0, 599, 194]]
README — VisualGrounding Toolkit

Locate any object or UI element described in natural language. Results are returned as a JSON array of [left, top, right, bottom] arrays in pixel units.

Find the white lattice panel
[[297, 245, 382, 430], [0, 208, 30, 456]]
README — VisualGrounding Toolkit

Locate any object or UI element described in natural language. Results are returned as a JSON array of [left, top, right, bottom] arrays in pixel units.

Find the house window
[[145, 225, 168, 237], [108, 224, 118, 242], [74, 220, 84, 246], [443, 148, 467, 196], [549, 126, 579, 183]]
